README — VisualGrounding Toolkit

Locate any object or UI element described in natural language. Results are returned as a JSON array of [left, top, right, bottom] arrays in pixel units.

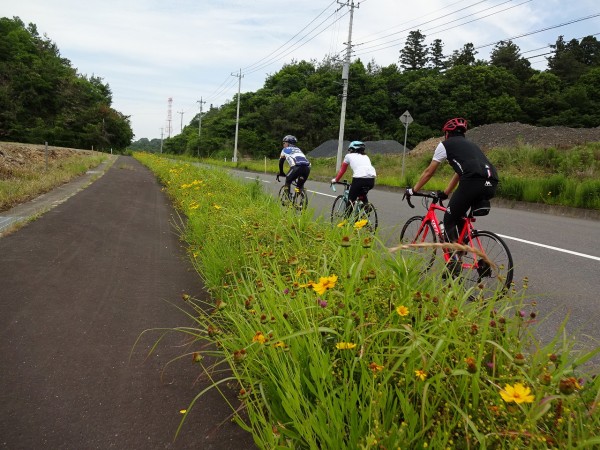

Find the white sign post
[[400, 110, 413, 183]]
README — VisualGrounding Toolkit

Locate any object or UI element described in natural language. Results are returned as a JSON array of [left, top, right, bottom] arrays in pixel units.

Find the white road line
[[244, 176, 600, 262], [498, 234, 600, 262], [243, 176, 338, 198]]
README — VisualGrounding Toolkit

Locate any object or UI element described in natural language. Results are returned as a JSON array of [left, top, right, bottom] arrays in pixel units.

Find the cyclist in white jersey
[[331, 140, 376, 205]]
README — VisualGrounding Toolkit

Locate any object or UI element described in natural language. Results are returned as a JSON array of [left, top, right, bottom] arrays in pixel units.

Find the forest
[[0, 17, 133, 150], [158, 29, 600, 158], [2, 16, 599, 156]]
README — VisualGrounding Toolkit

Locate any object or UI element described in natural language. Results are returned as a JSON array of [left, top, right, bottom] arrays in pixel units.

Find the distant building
[[307, 140, 409, 158]]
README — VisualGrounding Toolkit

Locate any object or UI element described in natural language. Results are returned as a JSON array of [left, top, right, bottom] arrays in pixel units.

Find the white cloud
[[2, 0, 598, 140]]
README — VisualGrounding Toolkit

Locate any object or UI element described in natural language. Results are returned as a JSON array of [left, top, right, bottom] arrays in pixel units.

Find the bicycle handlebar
[[330, 180, 350, 193], [402, 189, 445, 209]]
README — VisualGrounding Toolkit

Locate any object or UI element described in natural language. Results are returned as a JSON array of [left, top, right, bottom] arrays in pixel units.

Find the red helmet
[[442, 117, 468, 133]]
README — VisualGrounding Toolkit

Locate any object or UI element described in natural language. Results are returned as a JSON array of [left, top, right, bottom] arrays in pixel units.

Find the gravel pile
[[309, 123, 600, 159], [466, 122, 600, 151]]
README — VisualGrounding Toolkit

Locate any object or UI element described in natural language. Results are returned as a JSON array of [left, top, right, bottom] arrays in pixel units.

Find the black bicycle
[[277, 175, 308, 212]]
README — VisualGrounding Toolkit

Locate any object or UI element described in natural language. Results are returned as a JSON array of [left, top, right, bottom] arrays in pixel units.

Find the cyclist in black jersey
[[406, 118, 499, 247]]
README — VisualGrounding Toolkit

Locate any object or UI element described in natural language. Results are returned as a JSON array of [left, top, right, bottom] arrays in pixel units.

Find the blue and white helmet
[[282, 135, 298, 145], [348, 140, 366, 153]]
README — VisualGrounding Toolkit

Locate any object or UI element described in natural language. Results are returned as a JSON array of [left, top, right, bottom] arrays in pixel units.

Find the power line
[[242, 0, 338, 73], [244, 7, 349, 76], [474, 13, 600, 50], [353, 0, 532, 57], [356, 0, 490, 46]]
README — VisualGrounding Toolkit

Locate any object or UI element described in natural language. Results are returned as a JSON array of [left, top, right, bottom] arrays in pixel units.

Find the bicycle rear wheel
[[461, 230, 514, 300], [331, 195, 348, 225], [357, 203, 378, 231], [399, 216, 437, 271], [292, 189, 308, 212]]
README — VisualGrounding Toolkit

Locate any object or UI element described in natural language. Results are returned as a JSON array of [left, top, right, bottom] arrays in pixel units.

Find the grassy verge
[[177, 142, 600, 210], [0, 152, 108, 211], [135, 152, 600, 449]]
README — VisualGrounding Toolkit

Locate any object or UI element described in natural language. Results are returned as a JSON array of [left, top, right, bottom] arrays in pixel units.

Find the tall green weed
[[134, 153, 600, 449]]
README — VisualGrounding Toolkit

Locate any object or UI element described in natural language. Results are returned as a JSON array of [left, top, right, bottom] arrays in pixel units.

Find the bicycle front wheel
[[461, 230, 514, 300], [331, 195, 348, 225], [278, 185, 290, 206], [399, 216, 437, 271]]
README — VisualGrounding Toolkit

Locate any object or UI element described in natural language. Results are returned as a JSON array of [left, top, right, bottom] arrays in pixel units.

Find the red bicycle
[[399, 190, 513, 299]]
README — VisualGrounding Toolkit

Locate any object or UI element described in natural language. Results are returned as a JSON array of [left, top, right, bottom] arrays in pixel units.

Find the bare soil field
[[0, 142, 96, 178]]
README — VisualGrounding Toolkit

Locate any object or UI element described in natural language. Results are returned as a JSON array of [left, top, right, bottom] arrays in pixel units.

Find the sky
[[2, 0, 599, 141]]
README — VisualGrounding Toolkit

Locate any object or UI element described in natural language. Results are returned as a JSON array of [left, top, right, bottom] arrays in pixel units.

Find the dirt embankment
[[411, 122, 600, 156], [0, 142, 94, 179]]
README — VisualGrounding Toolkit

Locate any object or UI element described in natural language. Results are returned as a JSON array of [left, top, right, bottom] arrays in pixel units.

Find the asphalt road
[[1, 156, 597, 449], [0, 156, 254, 449], [232, 169, 600, 355]]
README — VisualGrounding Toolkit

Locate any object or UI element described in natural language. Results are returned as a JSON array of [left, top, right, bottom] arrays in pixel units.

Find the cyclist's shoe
[[443, 258, 462, 279]]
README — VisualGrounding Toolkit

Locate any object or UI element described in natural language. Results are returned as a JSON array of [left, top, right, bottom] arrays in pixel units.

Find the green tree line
[[163, 30, 600, 159], [2, 16, 599, 155], [0, 17, 133, 150]]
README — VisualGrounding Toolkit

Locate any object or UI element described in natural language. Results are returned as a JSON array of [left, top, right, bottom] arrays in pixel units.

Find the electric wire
[[241, 0, 338, 73]]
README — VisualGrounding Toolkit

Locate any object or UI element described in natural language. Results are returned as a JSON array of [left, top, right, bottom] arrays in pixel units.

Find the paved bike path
[[0, 156, 254, 449]]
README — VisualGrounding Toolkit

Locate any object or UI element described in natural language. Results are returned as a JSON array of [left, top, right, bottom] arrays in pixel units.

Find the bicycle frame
[[418, 199, 478, 266], [330, 180, 378, 230], [332, 180, 368, 210]]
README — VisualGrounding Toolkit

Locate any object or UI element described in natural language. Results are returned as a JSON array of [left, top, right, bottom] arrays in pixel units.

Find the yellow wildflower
[[415, 369, 427, 381], [369, 362, 384, 372], [500, 383, 535, 404], [396, 305, 409, 316], [354, 219, 368, 229], [252, 331, 266, 344], [312, 274, 338, 295], [336, 342, 357, 350]]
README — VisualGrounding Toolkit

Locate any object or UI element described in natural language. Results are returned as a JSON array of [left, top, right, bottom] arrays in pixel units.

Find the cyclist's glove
[[436, 190, 448, 200], [330, 178, 337, 185], [405, 188, 414, 196]]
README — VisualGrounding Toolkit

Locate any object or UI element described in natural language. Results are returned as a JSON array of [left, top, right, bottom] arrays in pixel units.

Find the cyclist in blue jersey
[[277, 135, 311, 198]]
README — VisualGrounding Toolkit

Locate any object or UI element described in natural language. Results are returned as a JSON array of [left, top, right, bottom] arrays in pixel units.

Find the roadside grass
[[0, 152, 107, 211], [135, 152, 600, 449], [168, 141, 600, 210]]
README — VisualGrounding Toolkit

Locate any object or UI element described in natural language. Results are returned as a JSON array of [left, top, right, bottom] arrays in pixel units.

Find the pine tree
[[399, 30, 428, 71]]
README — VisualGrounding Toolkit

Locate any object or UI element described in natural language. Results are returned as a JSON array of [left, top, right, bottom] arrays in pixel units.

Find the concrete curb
[[0, 155, 117, 236]]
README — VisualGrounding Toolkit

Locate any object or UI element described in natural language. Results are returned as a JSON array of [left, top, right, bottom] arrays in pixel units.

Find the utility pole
[[159, 128, 164, 154], [335, 1, 358, 171], [166, 97, 173, 138], [178, 111, 184, 132], [197, 98, 206, 158], [231, 68, 243, 163]]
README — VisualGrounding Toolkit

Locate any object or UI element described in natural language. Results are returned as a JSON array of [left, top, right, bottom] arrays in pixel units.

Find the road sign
[[400, 110, 413, 125]]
